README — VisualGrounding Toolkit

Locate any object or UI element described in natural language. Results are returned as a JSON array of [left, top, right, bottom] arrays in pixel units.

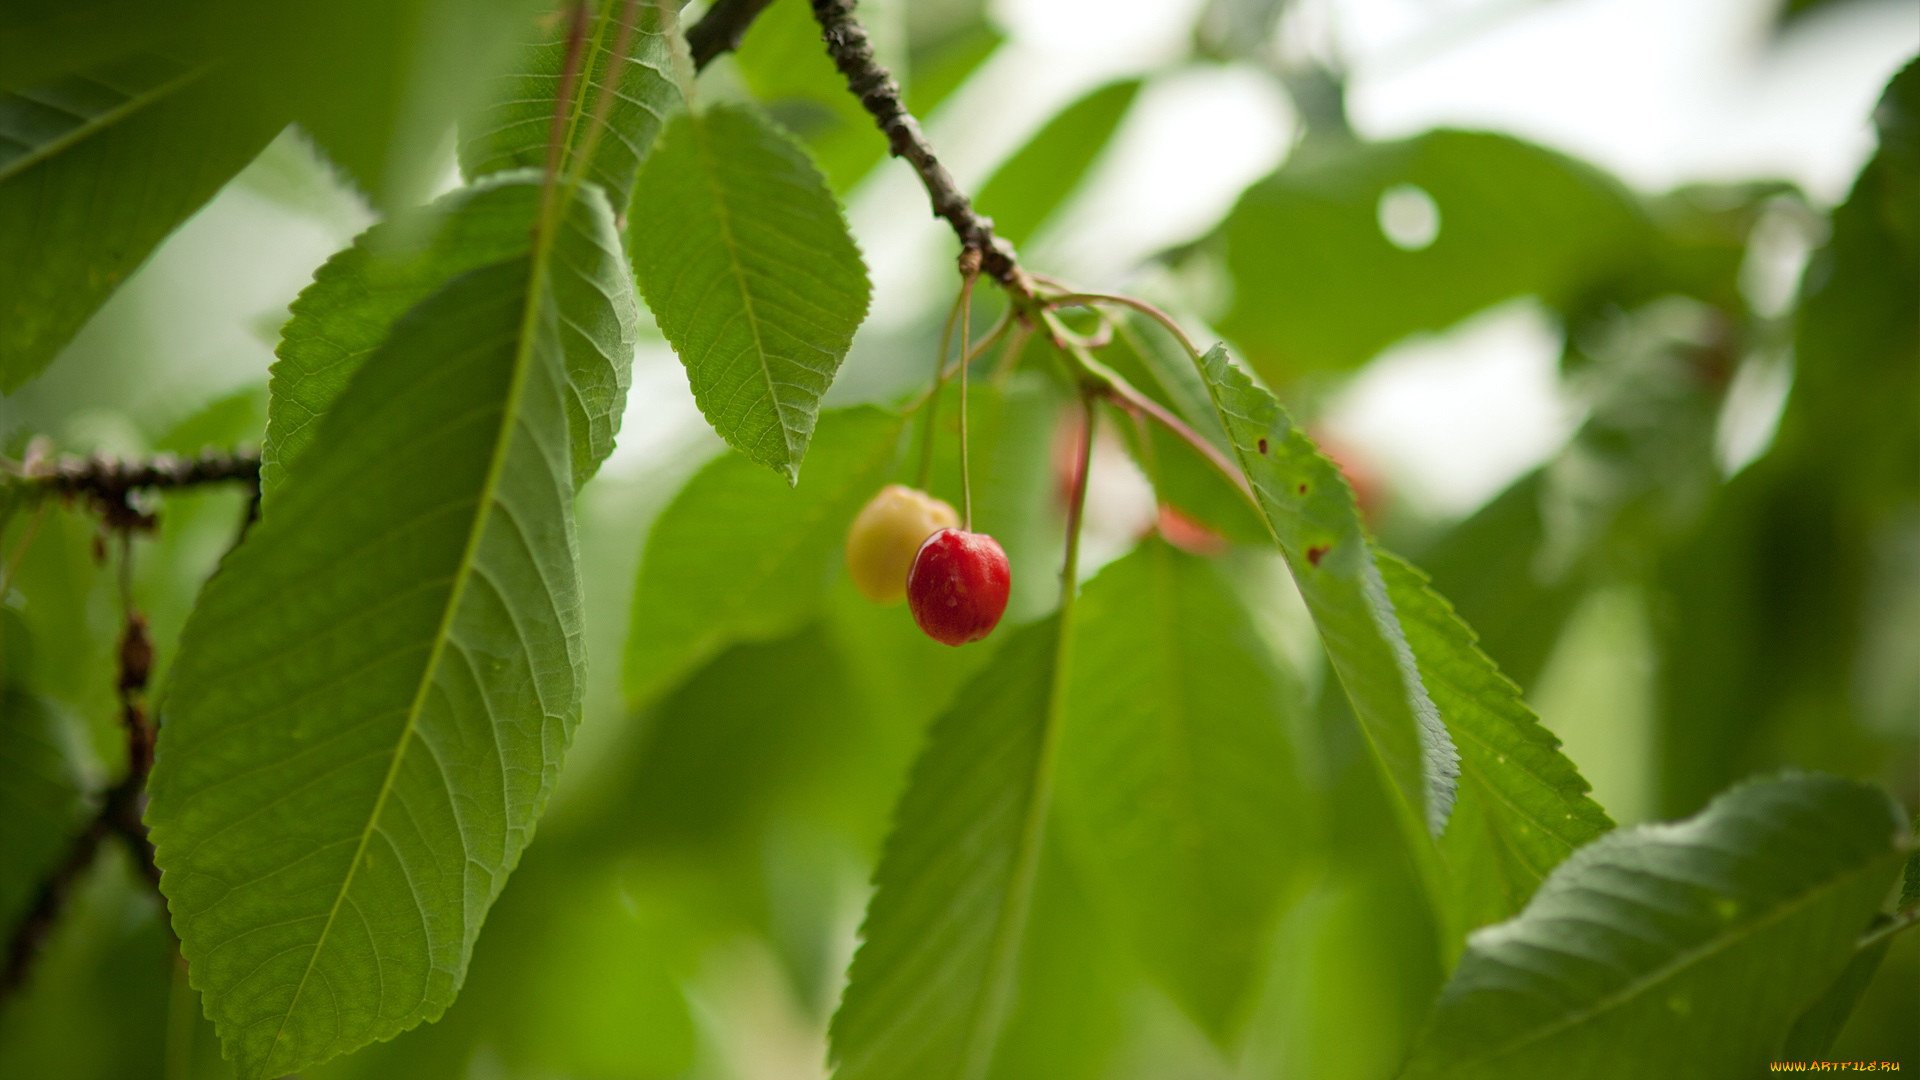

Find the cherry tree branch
[[687, 0, 779, 70], [3, 566, 161, 1000], [7, 449, 261, 506], [808, 0, 1032, 297]]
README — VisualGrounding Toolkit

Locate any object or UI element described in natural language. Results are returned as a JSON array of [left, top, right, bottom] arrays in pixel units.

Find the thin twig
[[687, 0, 779, 70], [809, 0, 1032, 298], [5, 450, 261, 507], [3, 545, 161, 1000]]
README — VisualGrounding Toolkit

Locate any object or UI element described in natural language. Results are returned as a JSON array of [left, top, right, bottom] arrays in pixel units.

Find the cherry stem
[[1059, 392, 1097, 613], [958, 272, 976, 529], [915, 284, 969, 490], [538, 1, 594, 227], [1036, 306, 1259, 515], [1043, 290, 1205, 364], [562, 0, 641, 194]]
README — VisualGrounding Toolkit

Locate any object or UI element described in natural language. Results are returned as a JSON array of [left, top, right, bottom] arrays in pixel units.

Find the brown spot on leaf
[[1296, 482, 1308, 495], [1256, 438, 1269, 454], [1306, 544, 1330, 567]]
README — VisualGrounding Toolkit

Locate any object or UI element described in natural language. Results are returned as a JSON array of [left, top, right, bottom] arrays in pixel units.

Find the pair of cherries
[[846, 484, 1009, 646]]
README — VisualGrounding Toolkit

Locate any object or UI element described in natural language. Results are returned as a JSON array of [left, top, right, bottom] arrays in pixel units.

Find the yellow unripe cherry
[[846, 484, 960, 603]]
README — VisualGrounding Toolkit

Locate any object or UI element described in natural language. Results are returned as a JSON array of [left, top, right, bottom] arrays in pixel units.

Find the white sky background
[[814, 0, 1920, 516]]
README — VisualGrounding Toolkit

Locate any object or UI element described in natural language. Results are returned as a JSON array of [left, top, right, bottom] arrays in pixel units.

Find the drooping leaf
[[1193, 343, 1458, 835], [1375, 550, 1611, 949], [1214, 130, 1647, 379], [0, 685, 90, 932], [829, 615, 1066, 1080], [975, 79, 1141, 246], [1401, 773, 1910, 1079], [628, 104, 872, 481], [622, 406, 904, 706], [265, 174, 637, 498], [147, 258, 585, 1079], [1054, 539, 1306, 1041], [0, 55, 284, 389], [460, 0, 689, 205]]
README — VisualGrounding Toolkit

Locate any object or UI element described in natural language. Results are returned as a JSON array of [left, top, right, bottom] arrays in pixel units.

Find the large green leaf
[[1193, 343, 1458, 835], [1401, 773, 1910, 1079], [460, 0, 688, 206], [1054, 539, 1306, 1041], [829, 615, 1067, 1080], [265, 174, 637, 497], [974, 79, 1141, 246], [1376, 551, 1611, 949], [1214, 130, 1647, 379], [622, 406, 905, 706], [147, 258, 585, 1079], [0, 54, 283, 389], [628, 104, 872, 480]]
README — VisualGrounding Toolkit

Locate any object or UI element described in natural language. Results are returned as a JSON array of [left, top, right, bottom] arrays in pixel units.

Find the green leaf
[[1214, 130, 1647, 378], [1375, 550, 1612, 948], [975, 79, 1140, 246], [460, 0, 689, 206], [1401, 773, 1910, 1079], [1055, 539, 1306, 1041], [622, 406, 904, 706], [147, 258, 586, 1079], [1193, 343, 1459, 835], [1781, 937, 1893, 1059], [829, 615, 1066, 1080], [0, 685, 90, 931], [0, 55, 284, 390], [628, 104, 872, 481], [265, 174, 638, 498]]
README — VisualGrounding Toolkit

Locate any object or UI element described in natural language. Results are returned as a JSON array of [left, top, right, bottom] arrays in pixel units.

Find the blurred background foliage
[[1, 0, 1915, 1076]]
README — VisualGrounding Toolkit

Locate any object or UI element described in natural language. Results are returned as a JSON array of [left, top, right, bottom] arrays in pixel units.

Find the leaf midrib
[[1, 64, 203, 182], [686, 108, 790, 471], [956, 616, 1072, 1079], [1198, 354, 1444, 834], [258, 245, 556, 1076]]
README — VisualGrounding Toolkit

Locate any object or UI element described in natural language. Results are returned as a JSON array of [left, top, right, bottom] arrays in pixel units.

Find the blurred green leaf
[[1781, 936, 1893, 1059], [1414, 471, 1580, 692], [1375, 551, 1611, 950], [265, 175, 638, 497], [1402, 773, 1909, 1079], [148, 258, 585, 1079], [461, 0, 690, 207], [0, 683, 91, 932], [622, 406, 905, 706], [1215, 130, 1647, 379], [1651, 59, 1918, 818], [0, 56, 284, 390], [629, 104, 871, 480], [1193, 343, 1459, 836], [1774, 57, 1918, 497], [1055, 539, 1307, 1041], [829, 615, 1064, 1080], [976, 79, 1141, 246]]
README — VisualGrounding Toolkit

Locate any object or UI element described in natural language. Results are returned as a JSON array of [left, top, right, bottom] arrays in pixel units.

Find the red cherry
[[907, 529, 1011, 646]]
